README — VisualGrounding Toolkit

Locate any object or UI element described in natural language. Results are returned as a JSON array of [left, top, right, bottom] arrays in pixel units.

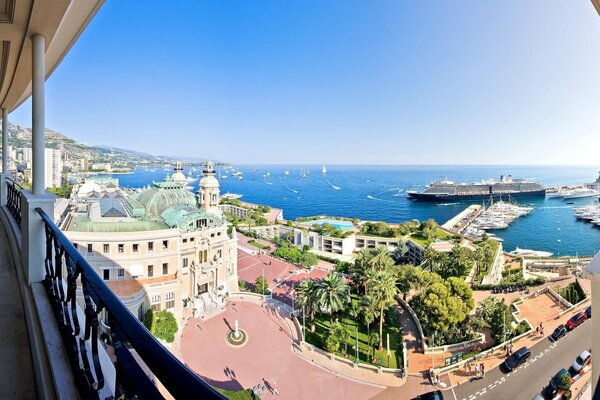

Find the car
[[532, 395, 545, 400], [547, 369, 570, 397], [586, 306, 591, 319], [572, 350, 591, 373], [551, 324, 567, 341], [413, 390, 444, 400], [503, 346, 531, 371], [566, 311, 587, 330]]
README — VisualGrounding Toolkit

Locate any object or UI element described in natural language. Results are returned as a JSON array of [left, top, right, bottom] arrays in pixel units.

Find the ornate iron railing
[[6, 178, 22, 227], [37, 208, 224, 399]]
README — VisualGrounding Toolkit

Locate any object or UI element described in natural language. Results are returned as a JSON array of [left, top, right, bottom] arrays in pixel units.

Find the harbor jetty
[[441, 204, 483, 234]]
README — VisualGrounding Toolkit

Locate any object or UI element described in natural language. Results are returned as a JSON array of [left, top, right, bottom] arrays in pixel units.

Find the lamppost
[[302, 305, 306, 342]]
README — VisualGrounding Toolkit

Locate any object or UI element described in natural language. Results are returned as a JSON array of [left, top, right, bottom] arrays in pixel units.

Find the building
[[22, 147, 32, 162], [64, 163, 238, 321], [44, 148, 63, 188]]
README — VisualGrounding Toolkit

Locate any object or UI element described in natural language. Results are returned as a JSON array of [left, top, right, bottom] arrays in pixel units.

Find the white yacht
[[562, 187, 600, 199]]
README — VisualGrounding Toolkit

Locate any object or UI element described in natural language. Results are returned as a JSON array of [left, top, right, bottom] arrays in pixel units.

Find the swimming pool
[[302, 219, 354, 230]]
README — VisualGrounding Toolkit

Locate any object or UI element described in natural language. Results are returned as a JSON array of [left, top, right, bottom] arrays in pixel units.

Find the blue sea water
[[107, 165, 600, 256]]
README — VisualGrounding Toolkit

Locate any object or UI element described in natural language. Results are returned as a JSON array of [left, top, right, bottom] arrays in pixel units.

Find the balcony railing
[[6, 178, 22, 227], [37, 208, 224, 399]]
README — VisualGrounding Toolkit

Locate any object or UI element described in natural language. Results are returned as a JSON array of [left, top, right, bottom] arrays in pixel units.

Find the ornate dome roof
[[199, 175, 220, 188], [171, 171, 186, 183], [135, 186, 197, 217]]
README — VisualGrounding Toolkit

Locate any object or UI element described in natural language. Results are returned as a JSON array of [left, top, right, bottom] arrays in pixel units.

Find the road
[[450, 321, 592, 400]]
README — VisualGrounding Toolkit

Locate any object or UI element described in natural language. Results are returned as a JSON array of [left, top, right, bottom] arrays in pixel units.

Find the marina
[[106, 165, 600, 256]]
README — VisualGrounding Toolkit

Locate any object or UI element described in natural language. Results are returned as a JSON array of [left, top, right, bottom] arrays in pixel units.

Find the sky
[[9, 1, 600, 165]]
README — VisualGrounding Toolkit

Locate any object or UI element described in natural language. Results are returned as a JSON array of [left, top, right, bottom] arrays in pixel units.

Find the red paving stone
[[181, 301, 384, 400]]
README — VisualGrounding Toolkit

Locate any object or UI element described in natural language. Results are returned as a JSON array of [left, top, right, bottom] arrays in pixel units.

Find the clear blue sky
[[9, 1, 600, 165]]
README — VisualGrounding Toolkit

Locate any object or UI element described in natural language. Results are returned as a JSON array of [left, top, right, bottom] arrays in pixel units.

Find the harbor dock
[[442, 204, 483, 233]]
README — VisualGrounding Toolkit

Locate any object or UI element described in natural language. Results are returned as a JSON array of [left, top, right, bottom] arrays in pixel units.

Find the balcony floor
[[0, 223, 36, 399]]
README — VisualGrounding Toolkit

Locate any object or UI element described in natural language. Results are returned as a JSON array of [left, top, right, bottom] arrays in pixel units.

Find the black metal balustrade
[[37, 208, 224, 400], [6, 178, 22, 227]]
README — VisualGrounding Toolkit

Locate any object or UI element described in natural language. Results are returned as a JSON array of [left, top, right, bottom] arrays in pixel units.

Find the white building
[[44, 148, 63, 188]]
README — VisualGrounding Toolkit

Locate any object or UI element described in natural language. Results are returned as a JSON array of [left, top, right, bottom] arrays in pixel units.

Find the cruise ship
[[407, 175, 545, 201]]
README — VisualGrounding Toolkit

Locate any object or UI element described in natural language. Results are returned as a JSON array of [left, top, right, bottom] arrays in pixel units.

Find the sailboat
[[322, 165, 327, 174], [300, 168, 308, 178]]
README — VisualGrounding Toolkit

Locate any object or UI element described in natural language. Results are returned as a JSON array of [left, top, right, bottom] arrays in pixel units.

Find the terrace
[[0, 2, 223, 399]]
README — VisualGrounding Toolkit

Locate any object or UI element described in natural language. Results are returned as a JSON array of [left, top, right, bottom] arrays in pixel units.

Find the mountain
[[2, 121, 213, 166]]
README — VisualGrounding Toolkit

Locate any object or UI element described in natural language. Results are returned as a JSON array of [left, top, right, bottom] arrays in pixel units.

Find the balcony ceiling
[[594, 0, 600, 15], [0, 0, 104, 113]]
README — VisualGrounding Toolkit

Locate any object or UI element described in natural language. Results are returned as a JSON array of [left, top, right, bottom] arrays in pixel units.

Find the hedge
[[472, 278, 545, 291]]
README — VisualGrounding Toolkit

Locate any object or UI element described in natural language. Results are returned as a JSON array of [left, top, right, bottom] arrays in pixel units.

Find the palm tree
[[422, 248, 437, 272], [368, 246, 394, 271], [392, 240, 409, 264], [351, 251, 370, 294], [361, 294, 377, 338], [296, 279, 318, 332], [369, 269, 399, 350], [315, 273, 351, 323]]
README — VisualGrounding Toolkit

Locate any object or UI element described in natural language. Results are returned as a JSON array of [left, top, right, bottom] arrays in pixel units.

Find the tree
[[396, 265, 422, 300], [392, 240, 409, 264], [422, 248, 437, 272], [315, 273, 350, 323], [368, 331, 380, 362], [361, 295, 377, 337], [368, 246, 394, 272], [325, 332, 341, 353], [296, 279, 318, 332], [369, 269, 399, 350], [253, 275, 269, 295], [143, 310, 178, 343], [300, 252, 319, 267], [410, 276, 474, 337], [559, 373, 571, 393]]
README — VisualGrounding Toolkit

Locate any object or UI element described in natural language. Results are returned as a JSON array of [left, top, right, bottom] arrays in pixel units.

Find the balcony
[[0, 180, 225, 398]]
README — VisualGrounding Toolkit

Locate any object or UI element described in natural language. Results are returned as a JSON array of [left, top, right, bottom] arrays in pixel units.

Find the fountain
[[226, 319, 248, 347]]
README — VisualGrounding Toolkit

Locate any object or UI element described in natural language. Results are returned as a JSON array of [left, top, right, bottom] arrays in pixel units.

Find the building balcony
[[0, 180, 225, 400]]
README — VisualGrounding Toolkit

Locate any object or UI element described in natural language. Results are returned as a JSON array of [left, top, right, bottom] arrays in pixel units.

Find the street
[[450, 321, 592, 400]]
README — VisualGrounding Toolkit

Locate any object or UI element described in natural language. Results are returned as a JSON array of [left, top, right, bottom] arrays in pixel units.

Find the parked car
[[547, 368, 570, 397], [413, 390, 444, 400], [551, 324, 567, 341], [503, 346, 531, 371], [586, 306, 591, 319], [531, 395, 545, 400], [572, 350, 592, 373], [566, 311, 587, 330]]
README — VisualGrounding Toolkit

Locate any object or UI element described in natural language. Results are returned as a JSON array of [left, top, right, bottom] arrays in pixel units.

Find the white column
[[1, 108, 7, 173], [31, 34, 45, 195]]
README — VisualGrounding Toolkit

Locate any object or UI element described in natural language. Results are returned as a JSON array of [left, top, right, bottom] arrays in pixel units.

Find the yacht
[[322, 165, 327, 174], [562, 187, 600, 199], [510, 247, 553, 258]]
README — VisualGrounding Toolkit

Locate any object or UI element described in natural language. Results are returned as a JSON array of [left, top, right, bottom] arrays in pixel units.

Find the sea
[[103, 165, 600, 257]]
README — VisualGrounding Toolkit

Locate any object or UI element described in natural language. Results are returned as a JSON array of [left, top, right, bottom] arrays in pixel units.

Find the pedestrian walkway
[[439, 294, 590, 388], [0, 222, 36, 399]]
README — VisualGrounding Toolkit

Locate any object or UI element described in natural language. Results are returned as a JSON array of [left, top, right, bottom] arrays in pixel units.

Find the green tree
[[325, 332, 341, 353], [295, 279, 318, 332], [253, 275, 269, 295], [559, 373, 571, 392], [361, 294, 377, 337], [143, 310, 178, 343], [392, 240, 409, 264], [369, 269, 399, 350], [395, 265, 422, 300], [315, 273, 351, 322], [368, 246, 394, 272], [300, 252, 319, 267]]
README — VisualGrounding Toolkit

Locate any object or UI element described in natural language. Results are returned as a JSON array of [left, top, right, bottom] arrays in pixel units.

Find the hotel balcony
[[0, 1, 223, 399]]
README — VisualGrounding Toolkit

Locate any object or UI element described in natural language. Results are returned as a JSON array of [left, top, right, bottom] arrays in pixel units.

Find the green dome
[[135, 186, 197, 217]]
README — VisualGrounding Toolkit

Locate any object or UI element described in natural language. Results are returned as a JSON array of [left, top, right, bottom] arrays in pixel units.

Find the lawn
[[410, 228, 455, 248], [249, 241, 268, 250], [215, 387, 258, 399], [303, 295, 404, 369]]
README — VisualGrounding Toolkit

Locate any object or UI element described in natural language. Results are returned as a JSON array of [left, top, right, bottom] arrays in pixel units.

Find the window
[[162, 240, 168, 250], [182, 258, 189, 268], [87, 244, 93, 254], [211, 233, 215, 238], [117, 268, 124, 278], [148, 241, 154, 251], [217, 232, 221, 237], [133, 244, 139, 252], [151, 294, 161, 311], [103, 269, 110, 280], [73, 243, 78, 249], [103, 244, 109, 253], [190, 237, 195, 242], [148, 265, 154, 277], [162, 263, 168, 275], [118, 244, 124, 253], [166, 292, 175, 309], [183, 238, 188, 243]]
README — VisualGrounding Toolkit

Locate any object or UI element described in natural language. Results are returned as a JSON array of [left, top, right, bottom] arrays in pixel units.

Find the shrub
[[239, 280, 247, 290], [513, 320, 530, 336], [143, 310, 178, 343], [253, 276, 269, 295]]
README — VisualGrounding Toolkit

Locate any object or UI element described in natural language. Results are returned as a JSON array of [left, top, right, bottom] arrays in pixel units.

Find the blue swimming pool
[[302, 219, 354, 230]]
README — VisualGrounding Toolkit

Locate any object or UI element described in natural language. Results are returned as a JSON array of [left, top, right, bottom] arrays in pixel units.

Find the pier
[[442, 204, 483, 234]]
